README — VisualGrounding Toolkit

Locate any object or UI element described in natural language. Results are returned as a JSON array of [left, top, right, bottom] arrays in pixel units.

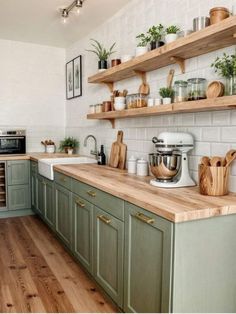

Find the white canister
[[148, 98, 154, 107], [128, 156, 137, 174], [137, 158, 149, 176], [46, 145, 55, 153], [155, 98, 162, 106]]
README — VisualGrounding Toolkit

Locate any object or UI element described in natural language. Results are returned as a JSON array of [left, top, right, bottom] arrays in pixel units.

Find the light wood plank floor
[[0, 216, 118, 313]]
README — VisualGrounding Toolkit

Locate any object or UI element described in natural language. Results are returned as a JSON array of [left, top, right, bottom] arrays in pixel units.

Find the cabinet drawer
[[71, 179, 124, 221], [55, 172, 72, 190], [31, 161, 38, 173]]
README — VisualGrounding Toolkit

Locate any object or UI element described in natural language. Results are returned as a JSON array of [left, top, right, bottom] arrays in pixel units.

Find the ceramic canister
[[137, 158, 149, 176], [128, 156, 137, 174]]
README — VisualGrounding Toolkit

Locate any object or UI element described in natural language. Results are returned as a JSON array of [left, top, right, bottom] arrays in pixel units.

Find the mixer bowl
[[149, 153, 181, 181]]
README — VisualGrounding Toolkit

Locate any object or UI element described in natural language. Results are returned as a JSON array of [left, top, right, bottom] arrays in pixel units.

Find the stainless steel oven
[[0, 130, 26, 155]]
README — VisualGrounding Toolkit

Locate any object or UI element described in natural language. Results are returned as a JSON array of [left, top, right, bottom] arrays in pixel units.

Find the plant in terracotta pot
[[165, 25, 180, 44], [159, 87, 175, 105], [147, 24, 165, 50], [211, 53, 236, 95], [136, 33, 150, 56], [86, 39, 116, 72], [59, 137, 79, 154]]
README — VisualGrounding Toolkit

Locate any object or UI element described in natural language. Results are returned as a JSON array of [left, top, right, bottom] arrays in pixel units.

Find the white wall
[[66, 0, 236, 192], [0, 39, 65, 152]]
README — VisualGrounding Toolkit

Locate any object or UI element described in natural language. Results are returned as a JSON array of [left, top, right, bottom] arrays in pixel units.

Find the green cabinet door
[[44, 178, 55, 229], [93, 206, 124, 307], [55, 183, 72, 248], [124, 203, 173, 313], [37, 175, 45, 217], [72, 193, 93, 274], [31, 171, 38, 211], [7, 160, 30, 185], [8, 184, 30, 210]]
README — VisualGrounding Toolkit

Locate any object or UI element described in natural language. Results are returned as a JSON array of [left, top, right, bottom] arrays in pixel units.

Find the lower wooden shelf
[[87, 96, 236, 128]]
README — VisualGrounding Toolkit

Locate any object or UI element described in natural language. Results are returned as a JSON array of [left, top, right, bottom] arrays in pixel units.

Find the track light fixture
[[61, 0, 84, 23]]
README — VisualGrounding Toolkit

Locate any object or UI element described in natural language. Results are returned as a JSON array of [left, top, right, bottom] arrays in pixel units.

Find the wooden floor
[[0, 216, 118, 313]]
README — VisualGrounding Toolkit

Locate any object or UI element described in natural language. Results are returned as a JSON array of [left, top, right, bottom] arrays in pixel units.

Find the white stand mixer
[[149, 132, 196, 188]]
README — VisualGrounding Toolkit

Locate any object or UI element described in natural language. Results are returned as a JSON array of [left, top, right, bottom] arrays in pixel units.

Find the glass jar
[[136, 93, 147, 108], [187, 78, 207, 100], [126, 94, 137, 109], [95, 104, 103, 113], [89, 105, 96, 114], [225, 76, 236, 96], [174, 80, 188, 102]]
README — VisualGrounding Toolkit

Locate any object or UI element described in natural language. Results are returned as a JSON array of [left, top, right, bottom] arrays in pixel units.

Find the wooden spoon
[[167, 69, 175, 89], [225, 149, 236, 167], [210, 156, 223, 167], [201, 156, 210, 166]]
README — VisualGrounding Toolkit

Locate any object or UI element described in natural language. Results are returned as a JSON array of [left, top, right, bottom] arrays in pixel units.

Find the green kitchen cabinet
[[44, 178, 55, 229], [124, 203, 173, 313], [72, 193, 93, 274], [7, 160, 30, 185], [93, 206, 124, 308], [31, 170, 38, 211], [8, 184, 31, 210], [55, 183, 72, 248], [37, 175, 45, 217]]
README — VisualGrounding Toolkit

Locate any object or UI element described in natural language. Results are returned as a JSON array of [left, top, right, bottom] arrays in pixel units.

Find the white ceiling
[[0, 0, 131, 48]]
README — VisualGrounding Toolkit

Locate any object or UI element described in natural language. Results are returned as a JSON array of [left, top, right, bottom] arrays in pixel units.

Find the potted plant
[[86, 39, 116, 72], [211, 53, 236, 95], [165, 25, 180, 44], [147, 24, 165, 50], [159, 87, 175, 104], [59, 137, 79, 154], [136, 33, 149, 56]]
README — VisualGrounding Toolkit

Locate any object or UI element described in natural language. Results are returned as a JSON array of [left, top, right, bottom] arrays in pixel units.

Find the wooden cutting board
[[109, 131, 121, 168], [118, 131, 127, 170]]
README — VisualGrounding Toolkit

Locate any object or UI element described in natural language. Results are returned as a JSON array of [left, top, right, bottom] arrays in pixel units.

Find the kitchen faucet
[[84, 135, 98, 159]]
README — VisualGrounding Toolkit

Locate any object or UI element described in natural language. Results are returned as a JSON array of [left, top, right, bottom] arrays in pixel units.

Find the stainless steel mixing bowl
[[149, 153, 182, 181]]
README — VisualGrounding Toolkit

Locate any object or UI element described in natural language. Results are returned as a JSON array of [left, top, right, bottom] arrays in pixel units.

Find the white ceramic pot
[[137, 159, 149, 176], [162, 97, 172, 105], [135, 46, 148, 57], [128, 156, 137, 174], [155, 98, 162, 106], [114, 97, 125, 111], [46, 145, 55, 153], [165, 33, 178, 44], [67, 148, 74, 155]]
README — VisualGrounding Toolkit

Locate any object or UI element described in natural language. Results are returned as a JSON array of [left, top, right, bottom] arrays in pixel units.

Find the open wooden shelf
[[87, 96, 236, 127], [88, 16, 236, 86]]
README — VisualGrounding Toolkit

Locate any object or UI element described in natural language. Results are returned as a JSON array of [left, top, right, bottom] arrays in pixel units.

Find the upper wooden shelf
[[88, 16, 236, 84], [87, 96, 236, 128]]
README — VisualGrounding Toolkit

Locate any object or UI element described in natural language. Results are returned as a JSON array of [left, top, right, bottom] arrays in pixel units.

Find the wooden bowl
[[210, 7, 230, 25], [206, 81, 225, 98]]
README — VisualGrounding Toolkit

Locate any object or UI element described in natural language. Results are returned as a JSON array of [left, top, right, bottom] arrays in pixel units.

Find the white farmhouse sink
[[38, 157, 96, 180]]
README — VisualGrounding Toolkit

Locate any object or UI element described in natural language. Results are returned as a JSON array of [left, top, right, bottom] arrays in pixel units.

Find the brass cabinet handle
[[76, 199, 85, 208], [134, 212, 154, 224], [87, 190, 96, 197], [98, 215, 111, 224], [60, 177, 66, 182]]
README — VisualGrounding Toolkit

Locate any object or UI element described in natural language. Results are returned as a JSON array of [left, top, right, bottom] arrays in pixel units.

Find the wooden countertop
[[53, 164, 236, 223], [0, 153, 81, 162]]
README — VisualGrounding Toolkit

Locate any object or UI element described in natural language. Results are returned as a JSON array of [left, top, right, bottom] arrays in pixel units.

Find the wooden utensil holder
[[199, 164, 229, 196]]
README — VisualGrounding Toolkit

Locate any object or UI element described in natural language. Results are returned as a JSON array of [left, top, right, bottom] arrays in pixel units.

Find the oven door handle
[[0, 137, 25, 140]]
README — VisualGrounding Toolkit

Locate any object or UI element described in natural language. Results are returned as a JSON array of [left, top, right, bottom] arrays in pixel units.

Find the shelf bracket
[[134, 70, 147, 84], [170, 57, 185, 73], [107, 119, 115, 128], [104, 82, 114, 93]]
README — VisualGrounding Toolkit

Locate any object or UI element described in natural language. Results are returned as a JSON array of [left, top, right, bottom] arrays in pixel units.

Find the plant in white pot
[[135, 33, 149, 57], [147, 24, 165, 50], [86, 39, 116, 72], [159, 87, 174, 105], [165, 25, 180, 44]]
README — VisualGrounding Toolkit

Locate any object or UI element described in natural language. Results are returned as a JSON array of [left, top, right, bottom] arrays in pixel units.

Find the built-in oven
[[0, 130, 26, 155]]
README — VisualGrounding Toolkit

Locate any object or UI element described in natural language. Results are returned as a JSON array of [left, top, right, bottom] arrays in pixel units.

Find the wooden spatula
[[117, 131, 127, 170], [109, 131, 121, 168], [167, 69, 175, 88]]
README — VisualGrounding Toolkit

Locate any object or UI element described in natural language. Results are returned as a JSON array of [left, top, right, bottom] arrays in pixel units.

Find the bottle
[[98, 145, 106, 165]]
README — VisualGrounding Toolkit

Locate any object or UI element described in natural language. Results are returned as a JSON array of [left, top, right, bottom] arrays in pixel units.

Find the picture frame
[[73, 55, 82, 98], [66, 55, 82, 100], [66, 60, 74, 100]]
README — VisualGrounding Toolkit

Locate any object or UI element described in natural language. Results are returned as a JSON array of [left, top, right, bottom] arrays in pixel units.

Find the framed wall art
[[66, 55, 82, 100]]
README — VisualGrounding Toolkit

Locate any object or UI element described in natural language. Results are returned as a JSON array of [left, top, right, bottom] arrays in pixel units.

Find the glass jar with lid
[[174, 80, 188, 102], [187, 78, 207, 101]]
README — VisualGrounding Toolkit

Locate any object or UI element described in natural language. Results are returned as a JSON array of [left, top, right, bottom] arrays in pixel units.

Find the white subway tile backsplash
[[65, 0, 236, 192]]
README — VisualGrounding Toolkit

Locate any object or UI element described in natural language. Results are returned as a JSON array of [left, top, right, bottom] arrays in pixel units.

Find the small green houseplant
[[159, 87, 174, 104], [59, 137, 79, 154], [147, 24, 165, 50], [136, 33, 150, 56], [165, 25, 180, 44], [211, 53, 236, 95], [86, 39, 116, 71]]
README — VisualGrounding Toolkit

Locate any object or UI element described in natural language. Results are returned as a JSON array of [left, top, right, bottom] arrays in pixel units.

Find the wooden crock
[[198, 164, 229, 196], [210, 7, 230, 25]]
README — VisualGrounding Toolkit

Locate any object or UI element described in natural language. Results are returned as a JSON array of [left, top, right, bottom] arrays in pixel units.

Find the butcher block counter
[[53, 163, 236, 223], [0, 152, 81, 161]]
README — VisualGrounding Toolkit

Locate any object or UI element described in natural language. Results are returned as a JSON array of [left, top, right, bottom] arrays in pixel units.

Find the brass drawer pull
[[87, 190, 96, 197], [76, 199, 85, 208], [60, 177, 66, 183], [135, 212, 154, 224], [98, 215, 111, 224]]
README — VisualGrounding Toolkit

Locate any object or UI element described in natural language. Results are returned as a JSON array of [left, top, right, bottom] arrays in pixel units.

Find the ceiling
[[0, 0, 131, 48]]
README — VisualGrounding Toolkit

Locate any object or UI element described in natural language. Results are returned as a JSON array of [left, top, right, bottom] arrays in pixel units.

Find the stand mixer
[[149, 132, 196, 188]]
